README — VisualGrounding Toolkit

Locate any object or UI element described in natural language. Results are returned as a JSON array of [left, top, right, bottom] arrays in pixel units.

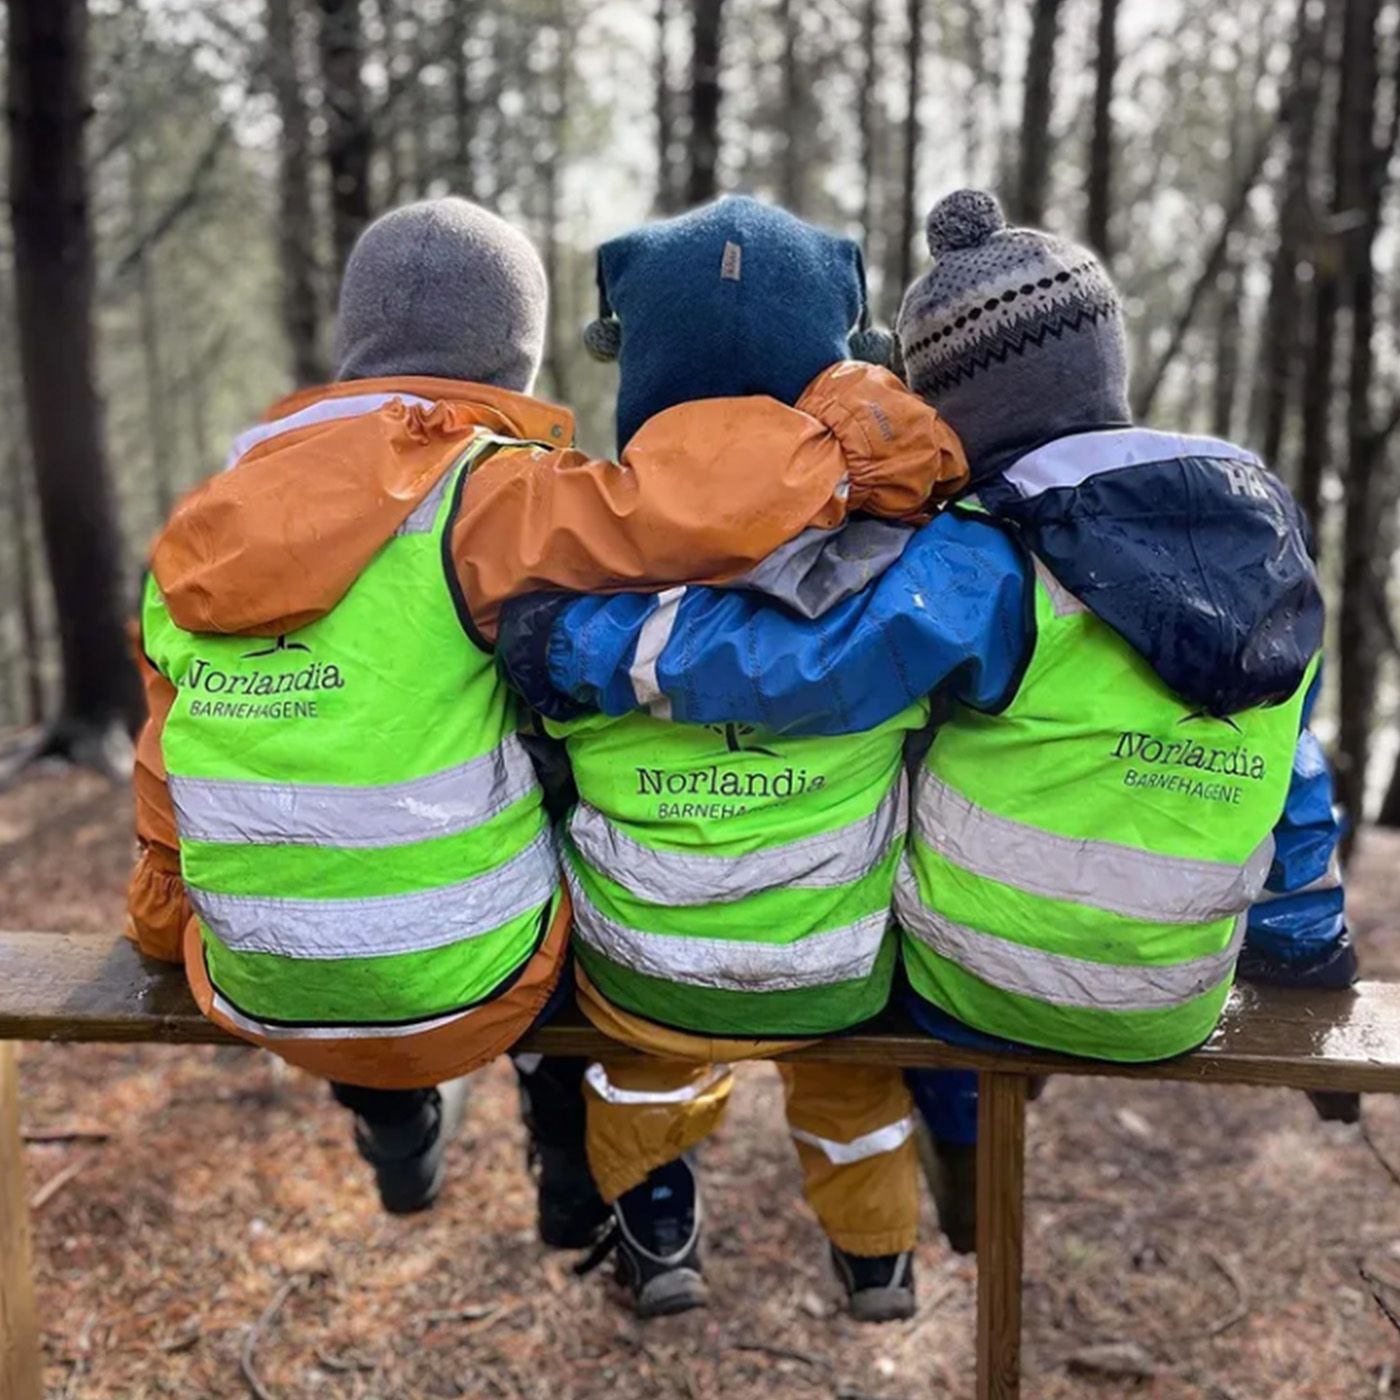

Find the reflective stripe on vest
[[911, 772, 1274, 926], [169, 735, 539, 849], [189, 828, 557, 960], [566, 860, 892, 993], [896, 863, 1246, 1012], [569, 779, 906, 908]]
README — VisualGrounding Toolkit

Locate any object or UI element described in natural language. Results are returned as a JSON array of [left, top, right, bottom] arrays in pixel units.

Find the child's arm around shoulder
[[499, 507, 1033, 737], [452, 363, 967, 643]]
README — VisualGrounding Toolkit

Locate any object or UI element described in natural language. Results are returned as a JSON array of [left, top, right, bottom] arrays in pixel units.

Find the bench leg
[[1, 1043, 42, 1400], [975, 1071, 1027, 1400]]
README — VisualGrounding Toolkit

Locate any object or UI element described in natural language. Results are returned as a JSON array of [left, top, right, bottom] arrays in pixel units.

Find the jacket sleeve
[[125, 636, 191, 965], [498, 512, 1032, 737], [1238, 700, 1356, 989], [452, 364, 967, 642]]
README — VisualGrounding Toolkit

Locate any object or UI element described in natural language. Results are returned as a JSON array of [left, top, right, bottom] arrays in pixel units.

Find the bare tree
[[540, 9, 571, 402], [1251, 0, 1328, 469], [858, 0, 880, 272], [6, 0, 139, 762], [1085, 0, 1119, 259], [267, 0, 325, 384], [777, 0, 805, 213], [446, 1, 478, 198], [686, 0, 725, 206], [656, 0, 678, 212], [1334, 0, 1393, 833], [1013, 0, 1065, 226], [317, 0, 373, 285], [897, 0, 924, 294]]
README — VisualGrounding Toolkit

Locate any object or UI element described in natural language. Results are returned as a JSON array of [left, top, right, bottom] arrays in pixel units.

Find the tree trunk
[[127, 140, 174, 519], [5, 443, 45, 726], [370, 0, 404, 203], [1084, 0, 1119, 260], [1211, 258, 1243, 439], [266, 0, 325, 385], [655, 0, 677, 213], [316, 0, 373, 286], [1014, 0, 1064, 226], [541, 12, 570, 403], [686, 0, 725, 206], [446, 1, 477, 198], [1334, 0, 1389, 835], [6, 0, 140, 756], [858, 0, 880, 284], [897, 0, 924, 295], [1378, 746, 1400, 828], [1251, 0, 1326, 471], [777, 0, 804, 213]]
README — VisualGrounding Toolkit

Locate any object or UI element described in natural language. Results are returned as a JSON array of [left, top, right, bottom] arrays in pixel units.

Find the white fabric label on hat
[[721, 241, 743, 281]]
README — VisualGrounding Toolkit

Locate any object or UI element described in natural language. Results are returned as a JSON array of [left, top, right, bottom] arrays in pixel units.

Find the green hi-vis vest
[[142, 437, 558, 1040], [552, 690, 928, 1038], [896, 557, 1314, 1063]]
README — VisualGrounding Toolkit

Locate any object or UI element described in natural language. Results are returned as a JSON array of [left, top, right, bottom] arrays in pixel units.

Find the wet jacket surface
[[499, 428, 1354, 990]]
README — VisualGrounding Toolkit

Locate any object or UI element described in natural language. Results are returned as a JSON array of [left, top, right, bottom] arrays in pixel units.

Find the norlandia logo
[[1111, 729, 1265, 781], [186, 637, 344, 698]]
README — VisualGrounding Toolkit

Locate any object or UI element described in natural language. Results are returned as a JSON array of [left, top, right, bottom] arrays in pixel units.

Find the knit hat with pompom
[[896, 189, 1130, 474]]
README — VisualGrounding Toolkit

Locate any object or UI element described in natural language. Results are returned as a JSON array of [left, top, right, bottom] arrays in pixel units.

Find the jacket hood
[[980, 428, 1323, 715], [150, 376, 572, 637]]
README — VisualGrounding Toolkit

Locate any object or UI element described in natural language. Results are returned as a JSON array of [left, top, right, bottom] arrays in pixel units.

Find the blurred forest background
[[1, 0, 1399, 840]]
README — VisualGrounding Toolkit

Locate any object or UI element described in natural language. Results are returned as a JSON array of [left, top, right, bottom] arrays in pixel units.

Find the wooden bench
[[4, 929, 1400, 1400]]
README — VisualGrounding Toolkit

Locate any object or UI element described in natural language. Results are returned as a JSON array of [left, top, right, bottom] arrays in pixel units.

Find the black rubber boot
[[514, 1056, 611, 1249], [915, 1124, 978, 1256], [336, 1077, 470, 1215], [830, 1244, 917, 1323], [579, 1155, 708, 1318]]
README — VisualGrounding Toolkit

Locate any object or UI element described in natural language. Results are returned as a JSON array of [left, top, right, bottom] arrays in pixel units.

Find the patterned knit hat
[[896, 190, 1131, 473]]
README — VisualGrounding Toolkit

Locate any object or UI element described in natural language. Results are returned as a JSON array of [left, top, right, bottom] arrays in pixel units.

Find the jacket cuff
[[797, 362, 969, 520], [125, 854, 191, 965], [1236, 930, 1358, 991]]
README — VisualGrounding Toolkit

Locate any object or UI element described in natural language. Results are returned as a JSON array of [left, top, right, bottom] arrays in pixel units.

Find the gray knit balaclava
[[335, 197, 548, 391], [897, 190, 1131, 472]]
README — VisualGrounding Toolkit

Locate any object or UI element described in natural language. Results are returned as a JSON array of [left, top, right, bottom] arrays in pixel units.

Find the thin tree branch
[[111, 123, 231, 279], [1132, 115, 1282, 419]]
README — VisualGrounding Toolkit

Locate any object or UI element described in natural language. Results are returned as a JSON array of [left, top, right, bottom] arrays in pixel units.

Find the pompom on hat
[[926, 189, 1006, 253], [896, 188, 1131, 473]]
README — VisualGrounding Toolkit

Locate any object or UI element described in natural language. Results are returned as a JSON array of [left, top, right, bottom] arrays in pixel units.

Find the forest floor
[[5, 764, 1400, 1400]]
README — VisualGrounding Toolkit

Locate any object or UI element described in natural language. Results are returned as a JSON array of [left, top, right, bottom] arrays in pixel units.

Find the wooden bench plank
[[4, 931, 1400, 1092]]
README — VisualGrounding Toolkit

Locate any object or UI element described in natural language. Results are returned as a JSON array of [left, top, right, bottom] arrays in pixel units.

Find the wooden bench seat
[[5, 928, 1400, 1400]]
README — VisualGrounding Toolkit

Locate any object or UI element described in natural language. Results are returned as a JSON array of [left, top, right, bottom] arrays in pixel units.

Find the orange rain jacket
[[127, 368, 965, 1082]]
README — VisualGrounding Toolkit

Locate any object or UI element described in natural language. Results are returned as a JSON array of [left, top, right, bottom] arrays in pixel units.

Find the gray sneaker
[[352, 1077, 470, 1215]]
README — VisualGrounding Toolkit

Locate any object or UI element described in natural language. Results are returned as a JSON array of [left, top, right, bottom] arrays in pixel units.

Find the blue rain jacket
[[500, 427, 1355, 990]]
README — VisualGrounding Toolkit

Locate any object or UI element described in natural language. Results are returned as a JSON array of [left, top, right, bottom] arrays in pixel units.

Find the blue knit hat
[[584, 197, 890, 449]]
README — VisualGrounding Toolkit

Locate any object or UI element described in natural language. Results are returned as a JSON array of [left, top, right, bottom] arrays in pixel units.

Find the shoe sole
[[636, 1269, 709, 1319], [848, 1286, 916, 1324]]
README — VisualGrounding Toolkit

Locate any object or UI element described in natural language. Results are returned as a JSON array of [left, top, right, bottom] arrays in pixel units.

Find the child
[[500, 196, 969, 1321], [499, 190, 1353, 1070]]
